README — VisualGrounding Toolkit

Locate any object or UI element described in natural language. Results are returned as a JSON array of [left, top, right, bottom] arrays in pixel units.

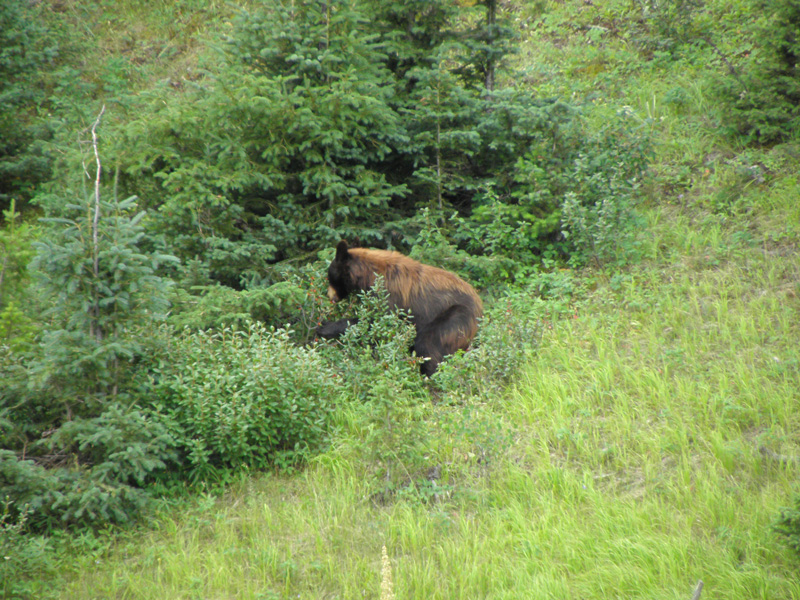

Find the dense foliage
[[716, 0, 800, 143], [0, 1, 56, 212], [627, 0, 800, 144], [146, 324, 338, 478], [1, 2, 798, 583], [108, 0, 650, 289]]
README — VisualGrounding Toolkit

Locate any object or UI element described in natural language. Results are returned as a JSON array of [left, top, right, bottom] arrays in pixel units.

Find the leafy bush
[[0, 498, 57, 600], [315, 278, 435, 499], [146, 323, 338, 478], [624, 0, 710, 58], [315, 276, 427, 401], [558, 117, 650, 266], [464, 95, 580, 259], [459, 96, 651, 269]]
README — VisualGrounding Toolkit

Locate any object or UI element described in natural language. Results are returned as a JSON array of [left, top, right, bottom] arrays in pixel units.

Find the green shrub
[[557, 117, 650, 266], [461, 96, 651, 269], [775, 491, 800, 557], [147, 323, 338, 478], [0, 1, 56, 211], [0, 497, 57, 599], [168, 259, 334, 342], [315, 276, 428, 402], [709, 0, 800, 144], [169, 283, 306, 330], [0, 401, 173, 530], [407, 210, 520, 290], [315, 278, 435, 500], [624, 0, 709, 58]]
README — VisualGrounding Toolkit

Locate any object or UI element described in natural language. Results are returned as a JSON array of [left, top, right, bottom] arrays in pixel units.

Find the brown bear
[[316, 241, 483, 376]]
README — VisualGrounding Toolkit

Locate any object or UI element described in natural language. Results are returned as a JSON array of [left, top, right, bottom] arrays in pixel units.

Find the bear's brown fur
[[317, 241, 483, 376]]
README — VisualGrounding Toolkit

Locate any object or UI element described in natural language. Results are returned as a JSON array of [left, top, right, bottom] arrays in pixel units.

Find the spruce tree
[[123, 0, 411, 287], [30, 112, 175, 413]]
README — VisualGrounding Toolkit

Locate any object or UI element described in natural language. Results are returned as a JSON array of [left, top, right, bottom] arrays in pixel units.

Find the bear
[[316, 240, 483, 376]]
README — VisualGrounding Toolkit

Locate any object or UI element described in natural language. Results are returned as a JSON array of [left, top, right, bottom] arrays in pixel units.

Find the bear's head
[[326, 241, 365, 302]]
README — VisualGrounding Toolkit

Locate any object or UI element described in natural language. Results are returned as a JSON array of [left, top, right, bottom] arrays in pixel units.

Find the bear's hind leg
[[413, 304, 476, 376]]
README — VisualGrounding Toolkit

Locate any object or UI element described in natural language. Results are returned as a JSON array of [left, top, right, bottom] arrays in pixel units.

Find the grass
[[19, 0, 800, 598], [51, 188, 800, 598]]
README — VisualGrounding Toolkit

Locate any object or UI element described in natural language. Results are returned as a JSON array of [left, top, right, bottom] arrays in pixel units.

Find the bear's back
[[348, 248, 482, 325]]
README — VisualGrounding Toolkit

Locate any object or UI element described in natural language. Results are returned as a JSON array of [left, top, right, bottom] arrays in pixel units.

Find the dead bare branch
[[90, 104, 105, 280]]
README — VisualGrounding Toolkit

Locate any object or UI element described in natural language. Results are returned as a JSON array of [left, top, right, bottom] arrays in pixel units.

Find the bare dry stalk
[[380, 545, 395, 600], [90, 104, 105, 280]]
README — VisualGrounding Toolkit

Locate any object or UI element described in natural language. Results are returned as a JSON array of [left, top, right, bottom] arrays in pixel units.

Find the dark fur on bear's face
[[326, 241, 364, 303], [319, 240, 483, 376]]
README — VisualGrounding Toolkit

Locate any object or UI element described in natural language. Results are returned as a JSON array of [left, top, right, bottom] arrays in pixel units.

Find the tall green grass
[[43, 0, 800, 598], [54, 190, 800, 598]]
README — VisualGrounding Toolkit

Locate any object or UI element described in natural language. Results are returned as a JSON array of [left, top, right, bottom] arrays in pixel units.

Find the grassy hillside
[[7, 0, 800, 598], [54, 204, 799, 600], [53, 196, 799, 600]]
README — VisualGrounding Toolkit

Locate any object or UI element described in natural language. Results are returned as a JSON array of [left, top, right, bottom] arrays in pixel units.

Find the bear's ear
[[335, 240, 350, 262]]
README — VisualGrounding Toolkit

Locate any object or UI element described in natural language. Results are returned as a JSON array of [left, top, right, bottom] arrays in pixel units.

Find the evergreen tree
[[725, 0, 800, 142], [361, 0, 457, 80], [121, 0, 410, 286], [1, 128, 178, 528], [454, 0, 517, 92], [114, 0, 647, 286], [0, 1, 56, 212], [401, 55, 483, 216], [30, 184, 175, 413]]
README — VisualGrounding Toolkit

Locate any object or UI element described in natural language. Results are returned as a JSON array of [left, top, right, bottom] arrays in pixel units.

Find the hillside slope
[[6, 1, 800, 598]]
